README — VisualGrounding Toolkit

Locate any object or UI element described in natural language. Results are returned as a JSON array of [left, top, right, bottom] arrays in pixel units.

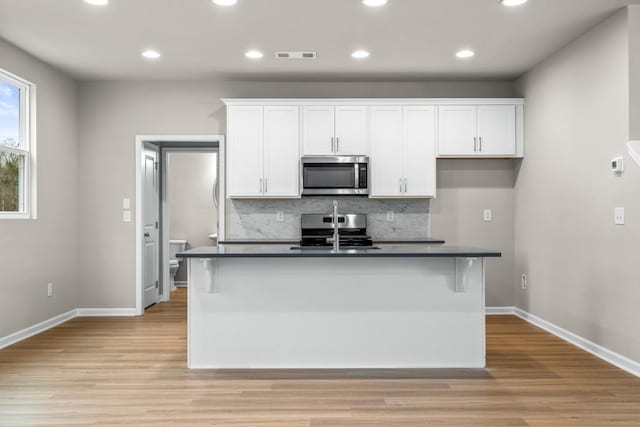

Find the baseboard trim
[[0, 309, 77, 350], [486, 307, 640, 378], [486, 306, 517, 315], [76, 308, 137, 317]]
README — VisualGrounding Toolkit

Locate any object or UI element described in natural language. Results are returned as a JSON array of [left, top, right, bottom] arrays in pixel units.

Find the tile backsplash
[[226, 197, 430, 240]]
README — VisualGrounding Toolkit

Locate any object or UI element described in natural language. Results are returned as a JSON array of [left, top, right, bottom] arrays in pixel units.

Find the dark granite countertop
[[218, 238, 446, 245], [177, 244, 500, 259]]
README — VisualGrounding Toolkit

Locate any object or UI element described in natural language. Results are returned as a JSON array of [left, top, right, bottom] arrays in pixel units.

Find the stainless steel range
[[297, 213, 374, 249]]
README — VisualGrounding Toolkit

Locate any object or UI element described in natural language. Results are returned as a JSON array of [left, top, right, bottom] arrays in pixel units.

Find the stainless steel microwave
[[301, 156, 369, 196]]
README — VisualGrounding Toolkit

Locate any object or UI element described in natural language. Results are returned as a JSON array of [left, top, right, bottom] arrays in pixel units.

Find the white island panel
[[188, 257, 485, 369]]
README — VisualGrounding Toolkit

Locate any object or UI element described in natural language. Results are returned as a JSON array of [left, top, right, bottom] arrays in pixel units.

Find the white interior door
[[263, 106, 300, 197], [334, 106, 368, 155], [438, 106, 477, 156], [302, 106, 335, 155], [404, 106, 437, 197], [477, 105, 516, 156], [143, 146, 159, 309], [369, 106, 403, 197]]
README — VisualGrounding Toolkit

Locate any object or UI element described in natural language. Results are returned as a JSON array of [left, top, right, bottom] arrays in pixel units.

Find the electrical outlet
[[47, 282, 53, 297], [615, 207, 625, 225], [521, 274, 527, 290], [483, 209, 493, 222], [276, 211, 285, 222], [123, 210, 131, 223], [386, 210, 394, 222]]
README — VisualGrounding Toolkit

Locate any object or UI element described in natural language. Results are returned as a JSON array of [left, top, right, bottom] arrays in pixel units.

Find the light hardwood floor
[[1, 288, 639, 426]]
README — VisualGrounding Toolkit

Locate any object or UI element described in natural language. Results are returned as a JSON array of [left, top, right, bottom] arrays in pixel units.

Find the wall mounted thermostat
[[611, 156, 624, 174]]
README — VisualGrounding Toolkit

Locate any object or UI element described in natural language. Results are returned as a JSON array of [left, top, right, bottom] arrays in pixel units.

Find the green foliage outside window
[[0, 137, 21, 212]]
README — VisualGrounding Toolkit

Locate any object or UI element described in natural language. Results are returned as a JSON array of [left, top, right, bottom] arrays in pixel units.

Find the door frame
[[135, 135, 226, 316]]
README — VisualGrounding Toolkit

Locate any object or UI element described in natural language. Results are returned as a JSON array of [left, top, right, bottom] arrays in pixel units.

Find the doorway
[[135, 135, 225, 315]]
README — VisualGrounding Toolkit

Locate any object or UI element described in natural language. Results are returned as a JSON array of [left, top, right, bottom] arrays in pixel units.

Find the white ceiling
[[0, 0, 636, 81]]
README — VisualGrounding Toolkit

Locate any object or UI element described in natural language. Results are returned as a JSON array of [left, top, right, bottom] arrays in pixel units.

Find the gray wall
[[0, 39, 78, 337], [431, 159, 516, 307], [630, 6, 640, 139], [167, 152, 218, 283], [167, 152, 218, 248], [515, 9, 640, 362], [76, 80, 517, 309]]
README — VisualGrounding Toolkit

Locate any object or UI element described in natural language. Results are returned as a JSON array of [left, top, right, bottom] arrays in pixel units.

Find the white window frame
[[0, 68, 36, 219]]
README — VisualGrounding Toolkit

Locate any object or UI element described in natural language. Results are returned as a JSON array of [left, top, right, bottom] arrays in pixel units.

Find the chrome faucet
[[328, 200, 340, 251]]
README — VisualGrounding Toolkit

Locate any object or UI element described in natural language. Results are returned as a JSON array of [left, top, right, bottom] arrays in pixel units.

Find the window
[[0, 69, 34, 218]]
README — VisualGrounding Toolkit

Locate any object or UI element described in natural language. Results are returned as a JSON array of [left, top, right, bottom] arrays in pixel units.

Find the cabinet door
[[369, 106, 404, 197], [263, 106, 300, 198], [227, 106, 264, 198], [302, 106, 335, 155], [477, 105, 516, 156], [404, 106, 436, 198], [437, 106, 477, 156], [335, 106, 368, 155]]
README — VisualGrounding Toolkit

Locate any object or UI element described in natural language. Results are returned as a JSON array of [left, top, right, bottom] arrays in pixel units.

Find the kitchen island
[[178, 244, 501, 369]]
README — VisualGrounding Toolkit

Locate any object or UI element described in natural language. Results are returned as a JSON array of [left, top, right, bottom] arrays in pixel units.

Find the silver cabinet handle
[[259, 178, 263, 193], [265, 178, 268, 193], [404, 178, 408, 193], [331, 137, 334, 153], [399, 178, 403, 193], [474, 137, 477, 152], [479, 136, 482, 152], [336, 137, 340, 153]]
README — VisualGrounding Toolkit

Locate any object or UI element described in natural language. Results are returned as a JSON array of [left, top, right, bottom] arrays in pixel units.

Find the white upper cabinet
[[370, 106, 403, 197], [303, 106, 368, 156], [477, 105, 516, 156], [438, 105, 518, 157], [302, 106, 335, 156], [370, 106, 436, 198], [403, 106, 436, 198], [227, 106, 264, 198], [334, 106, 368, 155], [263, 106, 300, 197], [228, 105, 300, 199], [438, 106, 478, 156]]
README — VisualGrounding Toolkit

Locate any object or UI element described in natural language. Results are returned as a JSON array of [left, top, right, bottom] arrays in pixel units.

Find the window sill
[[0, 212, 32, 220]]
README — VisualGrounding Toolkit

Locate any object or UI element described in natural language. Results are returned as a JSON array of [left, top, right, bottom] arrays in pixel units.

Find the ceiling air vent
[[275, 51, 318, 59]]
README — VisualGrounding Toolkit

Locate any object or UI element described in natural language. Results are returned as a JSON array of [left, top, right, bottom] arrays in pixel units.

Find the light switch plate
[[386, 210, 394, 222], [484, 209, 493, 222], [276, 211, 285, 222], [615, 207, 625, 225], [123, 210, 132, 223], [123, 198, 131, 210]]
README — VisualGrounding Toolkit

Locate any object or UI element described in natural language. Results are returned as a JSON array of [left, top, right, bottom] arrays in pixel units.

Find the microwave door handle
[[354, 163, 359, 189]]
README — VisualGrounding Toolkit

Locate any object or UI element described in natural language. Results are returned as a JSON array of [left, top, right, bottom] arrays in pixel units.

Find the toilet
[[169, 240, 187, 291]]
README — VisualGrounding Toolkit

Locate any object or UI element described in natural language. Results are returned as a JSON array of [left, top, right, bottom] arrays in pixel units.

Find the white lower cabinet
[[370, 106, 436, 198], [228, 106, 300, 198]]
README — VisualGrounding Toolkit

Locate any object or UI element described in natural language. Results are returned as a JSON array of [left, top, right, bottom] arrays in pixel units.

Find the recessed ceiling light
[[245, 50, 264, 59], [456, 49, 475, 59], [352, 50, 370, 59], [213, 0, 238, 5], [501, 0, 528, 6], [141, 49, 161, 59], [362, 0, 387, 6], [84, 0, 109, 5]]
